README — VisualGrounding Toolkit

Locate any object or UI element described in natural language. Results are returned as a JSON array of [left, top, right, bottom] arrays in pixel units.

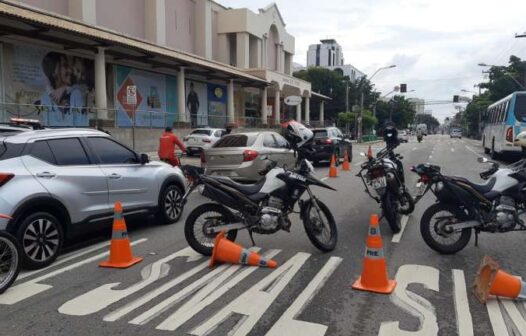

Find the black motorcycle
[[411, 158, 526, 254], [181, 157, 338, 256], [358, 146, 415, 233]]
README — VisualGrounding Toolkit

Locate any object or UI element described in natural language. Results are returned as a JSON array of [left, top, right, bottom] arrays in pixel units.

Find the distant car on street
[[450, 128, 462, 139], [184, 128, 227, 156], [398, 130, 409, 143], [202, 131, 295, 182], [306, 127, 352, 165], [0, 128, 186, 269]]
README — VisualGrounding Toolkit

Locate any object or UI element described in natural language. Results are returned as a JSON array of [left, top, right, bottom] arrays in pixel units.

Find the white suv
[[0, 129, 186, 269]]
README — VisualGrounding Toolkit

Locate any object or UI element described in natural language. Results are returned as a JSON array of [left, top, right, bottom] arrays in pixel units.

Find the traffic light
[[453, 95, 460, 103], [400, 84, 407, 93]]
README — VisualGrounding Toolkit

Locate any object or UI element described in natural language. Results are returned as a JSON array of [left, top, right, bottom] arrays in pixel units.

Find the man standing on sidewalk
[[158, 127, 187, 166]]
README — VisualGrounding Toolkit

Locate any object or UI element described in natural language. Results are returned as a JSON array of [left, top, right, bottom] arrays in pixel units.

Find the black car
[[307, 127, 352, 165]]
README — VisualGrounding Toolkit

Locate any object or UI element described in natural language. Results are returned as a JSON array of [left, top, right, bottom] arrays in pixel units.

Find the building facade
[[408, 98, 426, 115], [0, 0, 327, 134], [305, 39, 364, 82]]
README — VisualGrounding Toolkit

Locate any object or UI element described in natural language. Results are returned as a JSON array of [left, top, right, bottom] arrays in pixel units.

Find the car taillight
[[202, 138, 211, 143], [0, 173, 14, 187], [506, 127, 513, 142], [183, 136, 189, 141], [324, 138, 333, 144], [243, 150, 259, 162]]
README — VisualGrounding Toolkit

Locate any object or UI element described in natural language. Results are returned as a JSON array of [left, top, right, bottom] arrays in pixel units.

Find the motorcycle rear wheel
[[0, 231, 21, 294], [184, 203, 238, 256], [420, 203, 471, 254], [303, 200, 338, 252], [382, 192, 401, 233]]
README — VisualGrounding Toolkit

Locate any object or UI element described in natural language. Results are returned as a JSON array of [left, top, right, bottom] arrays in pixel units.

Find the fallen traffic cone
[[367, 146, 373, 159], [328, 154, 338, 178], [0, 214, 12, 219], [352, 214, 396, 294], [473, 256, 526, 304], [342, 150, 351, 171], [209, 231, 278, 268], [99, 201, 142, 269]]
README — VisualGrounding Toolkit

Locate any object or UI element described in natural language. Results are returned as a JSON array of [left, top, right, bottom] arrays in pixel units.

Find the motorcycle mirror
[[478, 157, 488, 163], [360, 152, 366, 157]]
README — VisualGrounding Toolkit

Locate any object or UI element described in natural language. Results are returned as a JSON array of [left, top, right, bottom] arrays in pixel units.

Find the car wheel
[[16, 212, 64, 270], [156, 184, 184, 224]]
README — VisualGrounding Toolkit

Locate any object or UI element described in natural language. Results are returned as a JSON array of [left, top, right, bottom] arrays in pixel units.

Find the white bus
[[482, 91, 526, 159]]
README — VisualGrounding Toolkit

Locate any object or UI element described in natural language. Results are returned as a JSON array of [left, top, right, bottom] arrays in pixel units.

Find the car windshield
[[191, 130, 212, 136], [213, 134, 257, 148], [313, 130, 328, 138]]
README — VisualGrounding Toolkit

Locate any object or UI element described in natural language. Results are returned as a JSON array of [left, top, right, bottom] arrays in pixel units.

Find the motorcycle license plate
[[372, 177, 387, 189]]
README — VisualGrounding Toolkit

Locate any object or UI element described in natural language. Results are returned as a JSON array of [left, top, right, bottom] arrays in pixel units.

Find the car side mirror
[[140, 153, 149, 165]]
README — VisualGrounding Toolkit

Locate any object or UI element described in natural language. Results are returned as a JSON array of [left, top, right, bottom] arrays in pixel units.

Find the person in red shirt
[[158, 127, 187, 166]]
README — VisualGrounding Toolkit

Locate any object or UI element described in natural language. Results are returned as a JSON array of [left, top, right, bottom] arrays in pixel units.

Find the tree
[[414, 113, 440, 132], [374, 95, 416, 129], [337, 110, 378, 135]]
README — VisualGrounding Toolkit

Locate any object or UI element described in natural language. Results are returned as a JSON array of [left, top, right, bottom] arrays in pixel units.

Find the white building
[[304, 39, 364, 82], [408, 98, 426, 115]]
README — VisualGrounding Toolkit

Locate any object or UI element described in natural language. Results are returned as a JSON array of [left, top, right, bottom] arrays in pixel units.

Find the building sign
[[207, 84, 227, 128], [2, 43, 95, 126], [115, 65, 177, 128], [284, 96, 302, 106]]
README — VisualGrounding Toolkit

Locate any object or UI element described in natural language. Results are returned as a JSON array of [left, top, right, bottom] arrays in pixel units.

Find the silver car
[[184, 128, 227, 156], [203, 131, 295, 182], [0, 129, 186, 269]]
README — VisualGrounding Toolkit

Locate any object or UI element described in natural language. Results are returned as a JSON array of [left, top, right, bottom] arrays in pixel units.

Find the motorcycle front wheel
[[0, 231, 21, 294], [420, 203, 472, 254], [398, 188, 415, 215], [303, 199, 338, 252], [382, 192, 401, 233], [184, 203, 238, 256]]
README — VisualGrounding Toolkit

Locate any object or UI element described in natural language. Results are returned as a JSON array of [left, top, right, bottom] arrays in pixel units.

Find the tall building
[[408, 98, 426, 115], [304, 39, 364, 82], [0, 0, 328, 149]]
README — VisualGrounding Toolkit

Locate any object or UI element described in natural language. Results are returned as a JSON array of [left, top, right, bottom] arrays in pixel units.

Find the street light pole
[[478, 63, 526, 90]]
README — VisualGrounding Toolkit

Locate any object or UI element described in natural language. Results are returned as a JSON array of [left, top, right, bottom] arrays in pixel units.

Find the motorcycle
[[182, 155, 338, 256], [411, 157, 526, 254], [417, 134, 423, 143], [0, 229, 21, 294], [358, 146, 415, 233]]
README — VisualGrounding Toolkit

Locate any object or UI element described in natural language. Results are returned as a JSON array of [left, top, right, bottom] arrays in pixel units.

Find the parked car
[[306, 127, 352, 165], [184, 128, 227, 156], [0, 128, 186, 269], [0, 118, 43, 134], [398, 130, 409, 143], [450, 128, 462, 139], [202, 131, 295, 182]]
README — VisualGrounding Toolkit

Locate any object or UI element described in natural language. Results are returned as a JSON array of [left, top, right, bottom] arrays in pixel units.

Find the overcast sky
[[219, 0, 526, 122]]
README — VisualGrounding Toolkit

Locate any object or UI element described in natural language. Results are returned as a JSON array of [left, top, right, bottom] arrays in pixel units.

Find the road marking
[[452, 270, 474, 336], [153, 249, 281, 331], [451, 148, 455, 153], [412, 147, 417, 151], [265, 257, 342, 336], [428, 155, 433, 160], [0, 239, 147, 305], [487, 293, 526, 336], [391, 215, 409, 243], [190, 252, 310, 336], [465, 145, 487, 159], [18, 240, 111, 280], [321, 177, 329, 181], [379, 265, 439, 336], [59, 247, 203, 316]]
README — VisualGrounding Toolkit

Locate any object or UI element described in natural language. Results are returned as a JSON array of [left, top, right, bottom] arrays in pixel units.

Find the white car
[[184, 128, 227, 156], [398, 130, 409, 143]]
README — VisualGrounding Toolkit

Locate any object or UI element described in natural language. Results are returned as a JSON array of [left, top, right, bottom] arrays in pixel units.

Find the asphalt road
[[1, 135, 524, 336]]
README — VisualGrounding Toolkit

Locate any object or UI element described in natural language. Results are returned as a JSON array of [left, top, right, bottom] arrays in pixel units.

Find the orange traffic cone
[[342, 150, 351, 171], [352, 214, 396, 294], [209, 232, 278, 268], [473, 256, 526, 304], [99, 201, 143, 269], [0, 214, 12, 219], [367, 145, 373, 159], [328, 154, 338, 178]]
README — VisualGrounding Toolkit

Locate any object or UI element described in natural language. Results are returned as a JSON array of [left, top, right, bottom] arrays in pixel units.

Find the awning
[[0, 1, 269, 87]]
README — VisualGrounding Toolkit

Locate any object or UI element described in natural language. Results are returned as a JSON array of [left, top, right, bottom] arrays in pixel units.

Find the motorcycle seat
[[452, 176, 496, 194], [210, 176, 266, 195]]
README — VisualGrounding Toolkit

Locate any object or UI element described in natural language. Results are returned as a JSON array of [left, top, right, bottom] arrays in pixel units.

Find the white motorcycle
[[411, 157, 526, 254]]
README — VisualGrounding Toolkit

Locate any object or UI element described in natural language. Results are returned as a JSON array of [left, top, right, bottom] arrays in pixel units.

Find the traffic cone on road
[[99, 201, 143, 269], [342, 150, 351, 171], [209, 231, 278, 268], [328, 154, 338, 178], [352, 214, 396, 294], [367, 146, 373, 159], [473, 256, 526, 304]]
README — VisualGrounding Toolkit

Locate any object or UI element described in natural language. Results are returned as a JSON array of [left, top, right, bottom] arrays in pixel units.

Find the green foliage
[[374, 95, 417, 129], [414, 113, 440, 131]]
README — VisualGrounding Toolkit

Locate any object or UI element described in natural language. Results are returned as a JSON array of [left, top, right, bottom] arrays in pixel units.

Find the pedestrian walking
[[158, 127, 187, 166]]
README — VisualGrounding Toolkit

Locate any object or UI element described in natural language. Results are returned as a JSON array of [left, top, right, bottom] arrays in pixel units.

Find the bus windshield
[[515, 94, 526, 122]]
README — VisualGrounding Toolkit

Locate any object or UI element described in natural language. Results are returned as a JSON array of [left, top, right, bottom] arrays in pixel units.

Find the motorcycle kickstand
[[248, 230, 256, 247]]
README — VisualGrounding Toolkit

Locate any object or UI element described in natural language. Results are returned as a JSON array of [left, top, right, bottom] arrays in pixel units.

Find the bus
[[482, 91, 526, 159]]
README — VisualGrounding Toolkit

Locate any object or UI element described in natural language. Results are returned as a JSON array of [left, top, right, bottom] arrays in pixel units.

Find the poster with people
[[114, 65, 177, 128], [185, 81, 208, 127], [207, 84, 227, 128], [3, 43, 95, 126]]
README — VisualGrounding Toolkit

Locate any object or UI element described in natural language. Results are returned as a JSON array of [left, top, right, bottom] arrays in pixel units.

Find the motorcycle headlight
[[435, 182, 444, 192]]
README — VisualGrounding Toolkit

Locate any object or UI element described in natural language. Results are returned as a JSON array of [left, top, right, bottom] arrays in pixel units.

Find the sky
[[219, 0, 526, 122]]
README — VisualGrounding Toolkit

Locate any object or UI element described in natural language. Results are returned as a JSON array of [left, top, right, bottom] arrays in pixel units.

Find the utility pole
[[516, 32, 526, 38]]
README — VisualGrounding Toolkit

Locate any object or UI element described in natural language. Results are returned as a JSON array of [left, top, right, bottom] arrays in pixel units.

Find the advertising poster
[[207, 84, 227, 128], [115, 65, 177, 128], [185, 80, 208, 127], [3, 43, 95, 126]]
